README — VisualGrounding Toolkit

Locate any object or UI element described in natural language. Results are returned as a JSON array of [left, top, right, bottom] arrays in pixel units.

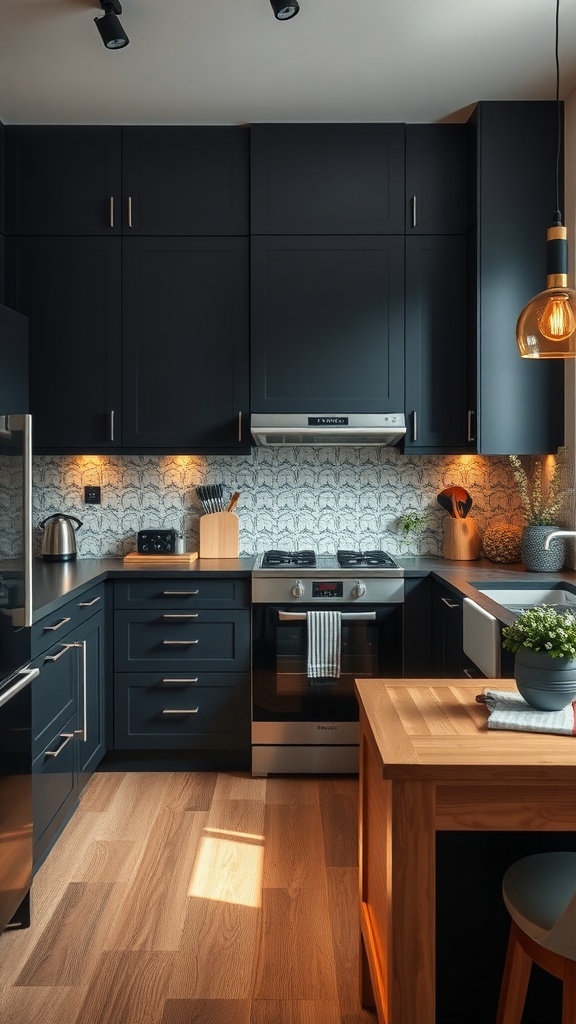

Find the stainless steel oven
[[252, 549, 404, 776]]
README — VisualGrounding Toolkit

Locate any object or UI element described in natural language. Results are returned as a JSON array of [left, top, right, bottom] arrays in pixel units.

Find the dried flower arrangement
[[509, 446, 573, 527]]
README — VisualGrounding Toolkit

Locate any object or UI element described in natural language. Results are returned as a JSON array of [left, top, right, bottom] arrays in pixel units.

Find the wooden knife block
[[443, 516, 481, 560], [199, 511, 239, 558]]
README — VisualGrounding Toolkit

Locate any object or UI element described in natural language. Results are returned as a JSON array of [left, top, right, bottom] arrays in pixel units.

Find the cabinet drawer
[[31, 599, 77, 656], [114, 578, 250, 609], [73, 583, 105, 626], [113, 672, 250, 749], [114, 609, 250, 672], [33, 712, 77, 847], [32, 641, 78, 757]]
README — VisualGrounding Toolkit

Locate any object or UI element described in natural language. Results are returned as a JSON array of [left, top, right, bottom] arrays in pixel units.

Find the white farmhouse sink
[[473, 585, 576, 611]]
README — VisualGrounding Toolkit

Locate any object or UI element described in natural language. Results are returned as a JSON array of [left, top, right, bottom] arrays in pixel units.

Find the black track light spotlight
[[94, 0, 129, 49], [270, 0, 299, 20]]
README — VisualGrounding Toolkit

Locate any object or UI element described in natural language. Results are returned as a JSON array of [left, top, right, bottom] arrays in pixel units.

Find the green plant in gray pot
[[501, 606, 576, 710], [509, 447, 573, 572]]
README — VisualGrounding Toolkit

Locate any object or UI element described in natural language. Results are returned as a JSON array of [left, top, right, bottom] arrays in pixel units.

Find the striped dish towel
[[306, 610, 342, 679], [477, 689, 576, 735]]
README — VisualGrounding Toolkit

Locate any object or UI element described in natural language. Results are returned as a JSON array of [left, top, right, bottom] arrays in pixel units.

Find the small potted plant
[[397, 510, 427, 553], [509, 446, 573, 572], [501, 605, 576, 710]]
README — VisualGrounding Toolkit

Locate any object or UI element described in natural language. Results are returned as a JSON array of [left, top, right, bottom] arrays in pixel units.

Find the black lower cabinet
[[432, 580, 484, 678], [31, 594, 105, 869]]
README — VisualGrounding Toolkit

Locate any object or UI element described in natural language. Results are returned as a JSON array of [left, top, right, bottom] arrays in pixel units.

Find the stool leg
[[562, 960, 576, 1024], [496, 922, 532, 1024]]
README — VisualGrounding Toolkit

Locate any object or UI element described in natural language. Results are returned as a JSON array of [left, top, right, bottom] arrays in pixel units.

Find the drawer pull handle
[[45, 732, 74, 757], [162, 590, 199, 596], [162, 639, 199, 645], [78, 596, 101, 608], [161, 677, 199, 684], [162, 708, 199, 715], [44, 642, 76, 663], [161, 613, 199, 620], [441, 597, 460, 609], [43, 616, 71, 633]]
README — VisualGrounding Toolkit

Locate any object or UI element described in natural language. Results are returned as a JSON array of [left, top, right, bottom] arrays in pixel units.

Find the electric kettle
[[39, 514, 83, 562]]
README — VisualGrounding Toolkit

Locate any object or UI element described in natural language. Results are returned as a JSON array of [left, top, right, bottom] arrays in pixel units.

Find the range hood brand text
[[309, 417, 348, 426]]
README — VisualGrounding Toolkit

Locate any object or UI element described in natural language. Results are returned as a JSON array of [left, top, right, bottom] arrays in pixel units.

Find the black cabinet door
[[404, 235, 471, 452], [5, 126, 122, 236], [250, 235, 405, 414], [250, 124, 406, 234], [472, 101, 564, 455], [121, 236, 249, 452], [6, 237, 122, 451], [432, 582, 466, 677], [122, 127, 249, 235], [77, 610, 106, 788], [405, 124, 469, 234]]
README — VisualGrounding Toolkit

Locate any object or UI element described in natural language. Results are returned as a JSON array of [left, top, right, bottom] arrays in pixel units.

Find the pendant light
[[516, 0, 576, 358]]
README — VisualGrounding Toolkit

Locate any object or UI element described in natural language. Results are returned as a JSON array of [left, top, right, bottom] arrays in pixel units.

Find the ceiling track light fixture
[[516, 0, 576, 358], [94, 0, 129, 49], [270, 0, 299, 20]]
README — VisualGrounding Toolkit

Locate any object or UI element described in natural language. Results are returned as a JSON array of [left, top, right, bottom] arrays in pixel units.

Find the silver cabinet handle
[[161, 613, 199, 620], [0, 666, 39, 709], [238, 410, 242, 442], [411, 195, 417, 228], [467, 409, 475, 443], [110, 410, 115, 442], [43, 616, 71, 633], [73, 640, 87, 742], [78, 596, 101, 608], [46, 732, 74, 758], [162, 639, 199, 645], [162, 708, 199, 715], [127, 196, 133, 228], [278, 610, 376, 622], [109, 196, 115, 229], [441, 597, 460, 609], [162, 590, 199, 596], [161, 677, 199, 684], [412, 410, 418, 443], [44, 641, 76, 663]]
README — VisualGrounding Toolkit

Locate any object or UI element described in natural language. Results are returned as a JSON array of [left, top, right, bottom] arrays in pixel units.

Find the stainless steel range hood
[[250, 413, 406, 446]]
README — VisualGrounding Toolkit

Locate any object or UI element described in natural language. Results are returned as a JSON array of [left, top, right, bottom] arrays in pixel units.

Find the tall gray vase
[[521, 525, 565, 572]]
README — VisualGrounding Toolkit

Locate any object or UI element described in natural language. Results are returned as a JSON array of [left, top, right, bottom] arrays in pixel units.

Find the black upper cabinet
[[122, 237, 249, 453], [5, 127, 122, 236], [250, 124, 406, 234], [5, 126, 249, 236], [250, 235, 404, 413], [6, 237, 122, 451], [471, 101, 564, 455], [405, 124, 468, 234], [404, 235, 471, 452]]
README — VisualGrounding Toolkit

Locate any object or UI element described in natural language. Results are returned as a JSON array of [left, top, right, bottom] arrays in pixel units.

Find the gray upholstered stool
[[496, 851, 576, 1024]]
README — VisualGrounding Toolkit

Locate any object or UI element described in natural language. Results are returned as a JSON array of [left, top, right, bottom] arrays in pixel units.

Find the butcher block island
[[355, 678, 576, 1024]]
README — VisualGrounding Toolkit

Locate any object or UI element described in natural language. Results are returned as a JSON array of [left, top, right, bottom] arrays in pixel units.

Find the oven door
[[252, 602, 402, 724]]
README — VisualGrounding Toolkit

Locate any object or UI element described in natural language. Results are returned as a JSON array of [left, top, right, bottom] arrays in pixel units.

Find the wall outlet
[[84, 485, 101, 505]]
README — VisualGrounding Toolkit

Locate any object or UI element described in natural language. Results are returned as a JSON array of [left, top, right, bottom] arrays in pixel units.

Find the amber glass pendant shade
[[516, 225, 576, 358]]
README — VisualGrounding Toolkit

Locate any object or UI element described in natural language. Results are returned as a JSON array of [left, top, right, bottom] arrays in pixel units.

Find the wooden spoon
[[437, 486, 473, 519]]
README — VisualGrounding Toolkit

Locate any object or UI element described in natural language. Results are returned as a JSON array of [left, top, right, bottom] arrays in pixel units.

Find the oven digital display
[[312, 581, 343, 598]]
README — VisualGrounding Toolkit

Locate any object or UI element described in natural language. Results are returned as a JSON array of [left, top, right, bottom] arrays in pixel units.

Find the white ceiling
[[2, 0, 576, 126]]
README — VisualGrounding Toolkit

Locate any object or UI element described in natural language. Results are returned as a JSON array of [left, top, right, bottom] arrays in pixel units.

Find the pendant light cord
[[554, 0, 562, 224]]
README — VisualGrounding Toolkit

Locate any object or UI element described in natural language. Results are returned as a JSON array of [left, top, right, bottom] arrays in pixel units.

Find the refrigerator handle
[[23, 414, 33, 629]]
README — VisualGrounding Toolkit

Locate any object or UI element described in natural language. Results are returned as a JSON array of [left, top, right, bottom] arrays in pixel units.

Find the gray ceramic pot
[[521, 525, 565, 573], [515, 647, 576, 711]]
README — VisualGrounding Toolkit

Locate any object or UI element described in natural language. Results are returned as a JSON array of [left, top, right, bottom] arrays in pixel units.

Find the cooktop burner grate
[[261, 549, 317, 568], [337, 549, 399, 568]]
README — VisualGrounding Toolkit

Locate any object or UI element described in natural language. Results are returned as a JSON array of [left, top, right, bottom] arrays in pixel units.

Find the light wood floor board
[[0, 771, 374, 1023]]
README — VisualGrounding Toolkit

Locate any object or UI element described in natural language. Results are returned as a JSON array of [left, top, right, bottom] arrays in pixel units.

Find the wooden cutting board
[[123, 552, 198, 566], [199, 512, 239, 558]]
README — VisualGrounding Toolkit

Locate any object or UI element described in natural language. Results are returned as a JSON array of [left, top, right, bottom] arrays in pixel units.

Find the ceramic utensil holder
[[199, 511, 239, 558], [443, 516, 481, 560]]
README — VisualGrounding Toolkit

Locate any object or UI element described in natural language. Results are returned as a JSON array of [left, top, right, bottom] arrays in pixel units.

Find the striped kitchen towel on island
[[476, 689, 576, 736], [306, 610, 342, 679]]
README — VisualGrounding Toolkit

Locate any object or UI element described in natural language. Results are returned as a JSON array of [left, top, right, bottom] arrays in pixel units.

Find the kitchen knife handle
[[411, 409, 417, 442], [411, 195, 417, 228], [227, 491, 240, 514], [467, 409, 475, 442]]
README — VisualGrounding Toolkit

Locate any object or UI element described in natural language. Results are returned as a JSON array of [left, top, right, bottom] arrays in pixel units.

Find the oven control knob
[[291, 580, 305, 599], [352, 579, 366, 599]]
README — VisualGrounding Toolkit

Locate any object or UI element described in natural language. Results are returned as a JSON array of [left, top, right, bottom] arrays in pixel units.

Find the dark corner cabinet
[[470, 101, 564, 455], [4, 126, 250, 454], [30, 582, 105, 869], [113, 577, 250, 768]]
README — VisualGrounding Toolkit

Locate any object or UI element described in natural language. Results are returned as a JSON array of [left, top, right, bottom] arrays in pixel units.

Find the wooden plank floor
[[0, 772, 376, 1024]]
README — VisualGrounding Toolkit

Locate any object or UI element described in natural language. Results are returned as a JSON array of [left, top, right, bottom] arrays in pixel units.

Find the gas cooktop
[[255, 548, 403, 576]]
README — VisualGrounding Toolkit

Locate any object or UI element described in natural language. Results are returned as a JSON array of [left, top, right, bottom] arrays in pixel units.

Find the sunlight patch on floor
[[188, 827, 265, 907]]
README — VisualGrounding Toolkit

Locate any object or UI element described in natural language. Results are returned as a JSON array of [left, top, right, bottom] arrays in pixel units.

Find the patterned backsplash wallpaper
[[32, 448, 525, 559]]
